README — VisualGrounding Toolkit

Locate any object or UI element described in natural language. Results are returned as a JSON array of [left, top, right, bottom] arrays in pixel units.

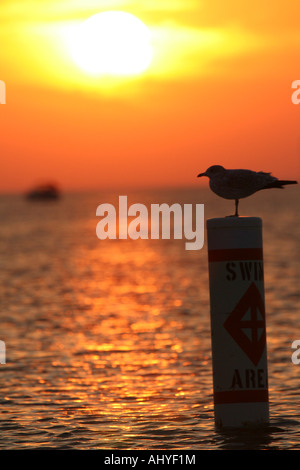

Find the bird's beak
[[197, 172, 206, 177]]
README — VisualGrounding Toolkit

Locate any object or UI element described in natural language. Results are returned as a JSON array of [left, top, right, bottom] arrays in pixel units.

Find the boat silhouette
[[26, 183, 61, 200]]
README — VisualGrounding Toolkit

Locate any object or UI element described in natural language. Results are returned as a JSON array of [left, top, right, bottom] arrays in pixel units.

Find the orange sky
[[0, 0, 299, 193]]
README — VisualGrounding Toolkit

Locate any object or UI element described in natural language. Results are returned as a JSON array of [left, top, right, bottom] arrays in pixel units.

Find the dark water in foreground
[[0, 187, 299, 450]]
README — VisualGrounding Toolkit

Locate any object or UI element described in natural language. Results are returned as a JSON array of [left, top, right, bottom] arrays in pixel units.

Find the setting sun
[[0, 0, 299, 192], [66, 11, 153, 77]]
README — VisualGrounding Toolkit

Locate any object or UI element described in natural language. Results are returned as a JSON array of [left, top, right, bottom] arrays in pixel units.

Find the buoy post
[[207, 217, 269, 428]]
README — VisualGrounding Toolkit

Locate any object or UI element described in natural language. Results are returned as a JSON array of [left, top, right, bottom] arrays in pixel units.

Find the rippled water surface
[[0, 187, 299, 449]]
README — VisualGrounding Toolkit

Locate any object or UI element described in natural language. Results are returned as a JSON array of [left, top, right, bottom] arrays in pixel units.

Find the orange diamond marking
[[224, 282, 266, 366]]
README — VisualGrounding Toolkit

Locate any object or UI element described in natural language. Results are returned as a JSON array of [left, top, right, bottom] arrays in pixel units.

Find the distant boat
[[26, 183, 61, 200]]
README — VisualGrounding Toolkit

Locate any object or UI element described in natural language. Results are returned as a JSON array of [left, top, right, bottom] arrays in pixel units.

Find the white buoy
[[207, 217, 269, 428]]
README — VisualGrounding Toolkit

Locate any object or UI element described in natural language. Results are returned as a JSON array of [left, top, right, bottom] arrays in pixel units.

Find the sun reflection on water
[[1, 190, 299, 449]]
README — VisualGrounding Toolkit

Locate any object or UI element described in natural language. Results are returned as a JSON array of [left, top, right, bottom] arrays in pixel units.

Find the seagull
[[197, 165, 298, 216]]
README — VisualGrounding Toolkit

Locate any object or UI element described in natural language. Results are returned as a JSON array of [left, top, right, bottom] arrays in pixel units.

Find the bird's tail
[[263, 180, 298, 189]]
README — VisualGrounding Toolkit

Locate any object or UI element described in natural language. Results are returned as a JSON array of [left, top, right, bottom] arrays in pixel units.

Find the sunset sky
[[0, 0, 299, 193]]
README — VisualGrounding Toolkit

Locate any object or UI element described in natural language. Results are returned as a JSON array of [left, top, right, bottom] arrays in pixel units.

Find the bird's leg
[[235, 199, 239, 217], [227, 199, 239, 217]]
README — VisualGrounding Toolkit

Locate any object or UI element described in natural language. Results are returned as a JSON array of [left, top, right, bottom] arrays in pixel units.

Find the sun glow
[[66, 11, 153, 77]]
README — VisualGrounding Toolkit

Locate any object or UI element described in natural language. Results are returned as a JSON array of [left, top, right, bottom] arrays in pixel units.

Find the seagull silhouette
[[197, 165, 298, 216]]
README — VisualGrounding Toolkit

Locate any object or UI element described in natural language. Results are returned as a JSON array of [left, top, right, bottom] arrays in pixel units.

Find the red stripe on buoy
[[208, 247, 263, 262], [214, 389, 269, 405]]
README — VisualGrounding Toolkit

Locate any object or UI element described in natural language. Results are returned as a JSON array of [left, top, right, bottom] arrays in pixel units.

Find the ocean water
[[0, 187, 299, 450]]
